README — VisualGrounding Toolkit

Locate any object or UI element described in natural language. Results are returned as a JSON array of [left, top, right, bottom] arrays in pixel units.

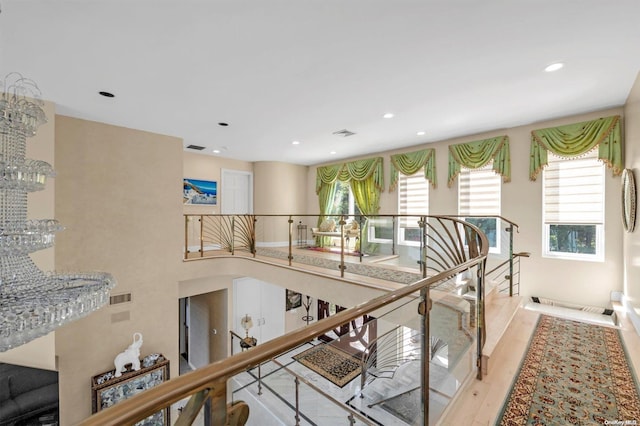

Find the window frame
[[331, 181, 360, 221], [397, 170, 429, 247], [457, 163, 502, 254], [541, 151, 605, 262]]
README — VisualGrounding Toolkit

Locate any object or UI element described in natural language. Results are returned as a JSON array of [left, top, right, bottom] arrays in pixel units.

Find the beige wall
[[308, 107, 625, 308], [54, 116, 184, 425], [254, 161, 308, 214], [0, 100, 57, 370], [183, 151, 253, 215], [624, 72, 640, 320], [8, 92, 634, 424], [254, 161, 309, 244], [183, 152, 255, 247]]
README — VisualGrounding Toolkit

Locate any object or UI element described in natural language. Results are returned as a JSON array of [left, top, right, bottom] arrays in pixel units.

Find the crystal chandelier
[[0, 73, 115, 352]]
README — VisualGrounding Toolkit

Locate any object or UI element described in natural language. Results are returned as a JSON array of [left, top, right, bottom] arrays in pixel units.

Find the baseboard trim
[[186, 244, 221, 252]]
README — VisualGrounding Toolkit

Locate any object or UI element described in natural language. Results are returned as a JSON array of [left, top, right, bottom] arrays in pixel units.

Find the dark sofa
[[0, 363, 58, 426]]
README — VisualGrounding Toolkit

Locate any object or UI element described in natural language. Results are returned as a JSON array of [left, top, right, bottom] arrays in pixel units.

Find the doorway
[[178, 290, 228, 374], [178, 297, 191, 374], [221, 169, 253, 214]]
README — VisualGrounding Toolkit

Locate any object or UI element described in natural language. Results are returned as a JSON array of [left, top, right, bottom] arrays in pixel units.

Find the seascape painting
[[183, 179, 217, 205]]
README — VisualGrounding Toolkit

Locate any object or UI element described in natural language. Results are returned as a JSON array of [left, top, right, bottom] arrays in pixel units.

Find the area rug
[[293, 344, 361, 388], [496, 315, 640, 425]]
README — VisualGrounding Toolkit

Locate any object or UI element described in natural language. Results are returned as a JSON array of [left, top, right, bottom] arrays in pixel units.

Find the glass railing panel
[[230, 361, 298, 425], [361, 216, 395, 256], [253, 215, 292, 263], [184, 214, 231, 258], [345, 293, 426, 425], [362, 215, 423, 273], [422, 216, 468, 275], [429, 272, 476, 406], [457, 216, 510, 262], [354, 319, 425, 425], [91, 216, 494, 425], [228, 290, 428, 425], [231, 356, 374, 425], [295, 214, 361, 259], [461, 216, 518, 295]]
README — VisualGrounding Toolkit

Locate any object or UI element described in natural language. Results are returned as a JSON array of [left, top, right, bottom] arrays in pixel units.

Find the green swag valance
[[389, 148, 436, 191], [315, 157, 384, 194], [448, 136, 511, 187], [529, 115, 622, 181]]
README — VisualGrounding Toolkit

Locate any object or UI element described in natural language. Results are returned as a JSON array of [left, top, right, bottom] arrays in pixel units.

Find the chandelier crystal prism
[[0, 73, 115, 352]]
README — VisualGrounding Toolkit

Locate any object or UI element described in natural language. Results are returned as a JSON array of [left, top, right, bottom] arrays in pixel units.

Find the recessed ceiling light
[[98, 91, 114, 98], [544, 62, 564, 72], [383, 113, 394, 119], [292, 140, 300, 145], [330, 151, 337, 155], [218, 122, 229, 127], [213, 149, 221, 154], [417, 131, 426, 136]]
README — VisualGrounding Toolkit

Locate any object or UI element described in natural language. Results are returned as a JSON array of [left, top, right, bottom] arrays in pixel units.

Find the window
[[458, 162, 501, 252], [331, 181, 361, 218], [397, 170, 429, 245], [542, 150, 604, 261]]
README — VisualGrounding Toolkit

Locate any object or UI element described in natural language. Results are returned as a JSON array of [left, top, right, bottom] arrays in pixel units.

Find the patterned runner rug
[[293, 344, 361, 388], [497, 315, 640, 425]]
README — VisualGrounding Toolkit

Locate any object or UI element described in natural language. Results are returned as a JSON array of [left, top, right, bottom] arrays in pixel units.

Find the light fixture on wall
[[0, 73, 115, 352]]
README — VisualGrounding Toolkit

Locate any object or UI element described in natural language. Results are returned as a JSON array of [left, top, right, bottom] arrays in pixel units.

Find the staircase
[[481, 283, 523, 376]]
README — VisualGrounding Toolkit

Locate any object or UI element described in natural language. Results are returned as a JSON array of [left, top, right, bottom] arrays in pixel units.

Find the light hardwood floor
[[440, 303, 640, 426], [185, 248, 640, 425]]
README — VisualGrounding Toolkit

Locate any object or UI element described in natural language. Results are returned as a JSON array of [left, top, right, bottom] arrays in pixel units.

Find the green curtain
[[316, 157, 384, 193], [316, 157, 384, 252], [316, 181, 338, 246], [529, 115, 622, 181], [350, 178, 379, 253], [448, 136, 511, 187], [389, 148, 437, 191]]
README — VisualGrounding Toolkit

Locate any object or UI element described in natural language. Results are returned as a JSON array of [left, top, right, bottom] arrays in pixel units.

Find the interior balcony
[[84, 214, 531, 426]]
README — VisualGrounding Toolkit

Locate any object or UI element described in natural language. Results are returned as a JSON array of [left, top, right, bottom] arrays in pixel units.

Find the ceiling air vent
[[186, 144, 206, 150], [332, 129, 356, 137]]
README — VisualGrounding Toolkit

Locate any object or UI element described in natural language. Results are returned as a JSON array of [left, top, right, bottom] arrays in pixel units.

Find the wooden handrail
[[83, 216, 489, 425], [81, 260, 485, 425], [434, 214, 520, 231], [485, 251, 530, 277]]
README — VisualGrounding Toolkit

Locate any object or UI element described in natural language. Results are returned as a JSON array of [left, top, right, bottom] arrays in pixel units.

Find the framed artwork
[[183, 178, 217, 205], [286, 289, 302, 311], [92, 356, 170, 425], [622, 168, 637, 232]]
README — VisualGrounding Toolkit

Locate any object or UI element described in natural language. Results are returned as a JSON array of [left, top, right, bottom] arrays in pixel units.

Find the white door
[[233, 278, 262, 353], [259, 282, 285, 343], [221, 169, 253, 214], [232, 277, 284, 352]]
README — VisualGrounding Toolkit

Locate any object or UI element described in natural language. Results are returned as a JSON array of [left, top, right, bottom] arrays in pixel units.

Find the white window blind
[[458, 162, 501, 216], [543, 151, 604, 225], [399, 170, 428, 227]]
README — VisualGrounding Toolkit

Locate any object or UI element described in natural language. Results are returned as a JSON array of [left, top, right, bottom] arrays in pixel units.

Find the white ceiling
[[2, 1, 640, 166]]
